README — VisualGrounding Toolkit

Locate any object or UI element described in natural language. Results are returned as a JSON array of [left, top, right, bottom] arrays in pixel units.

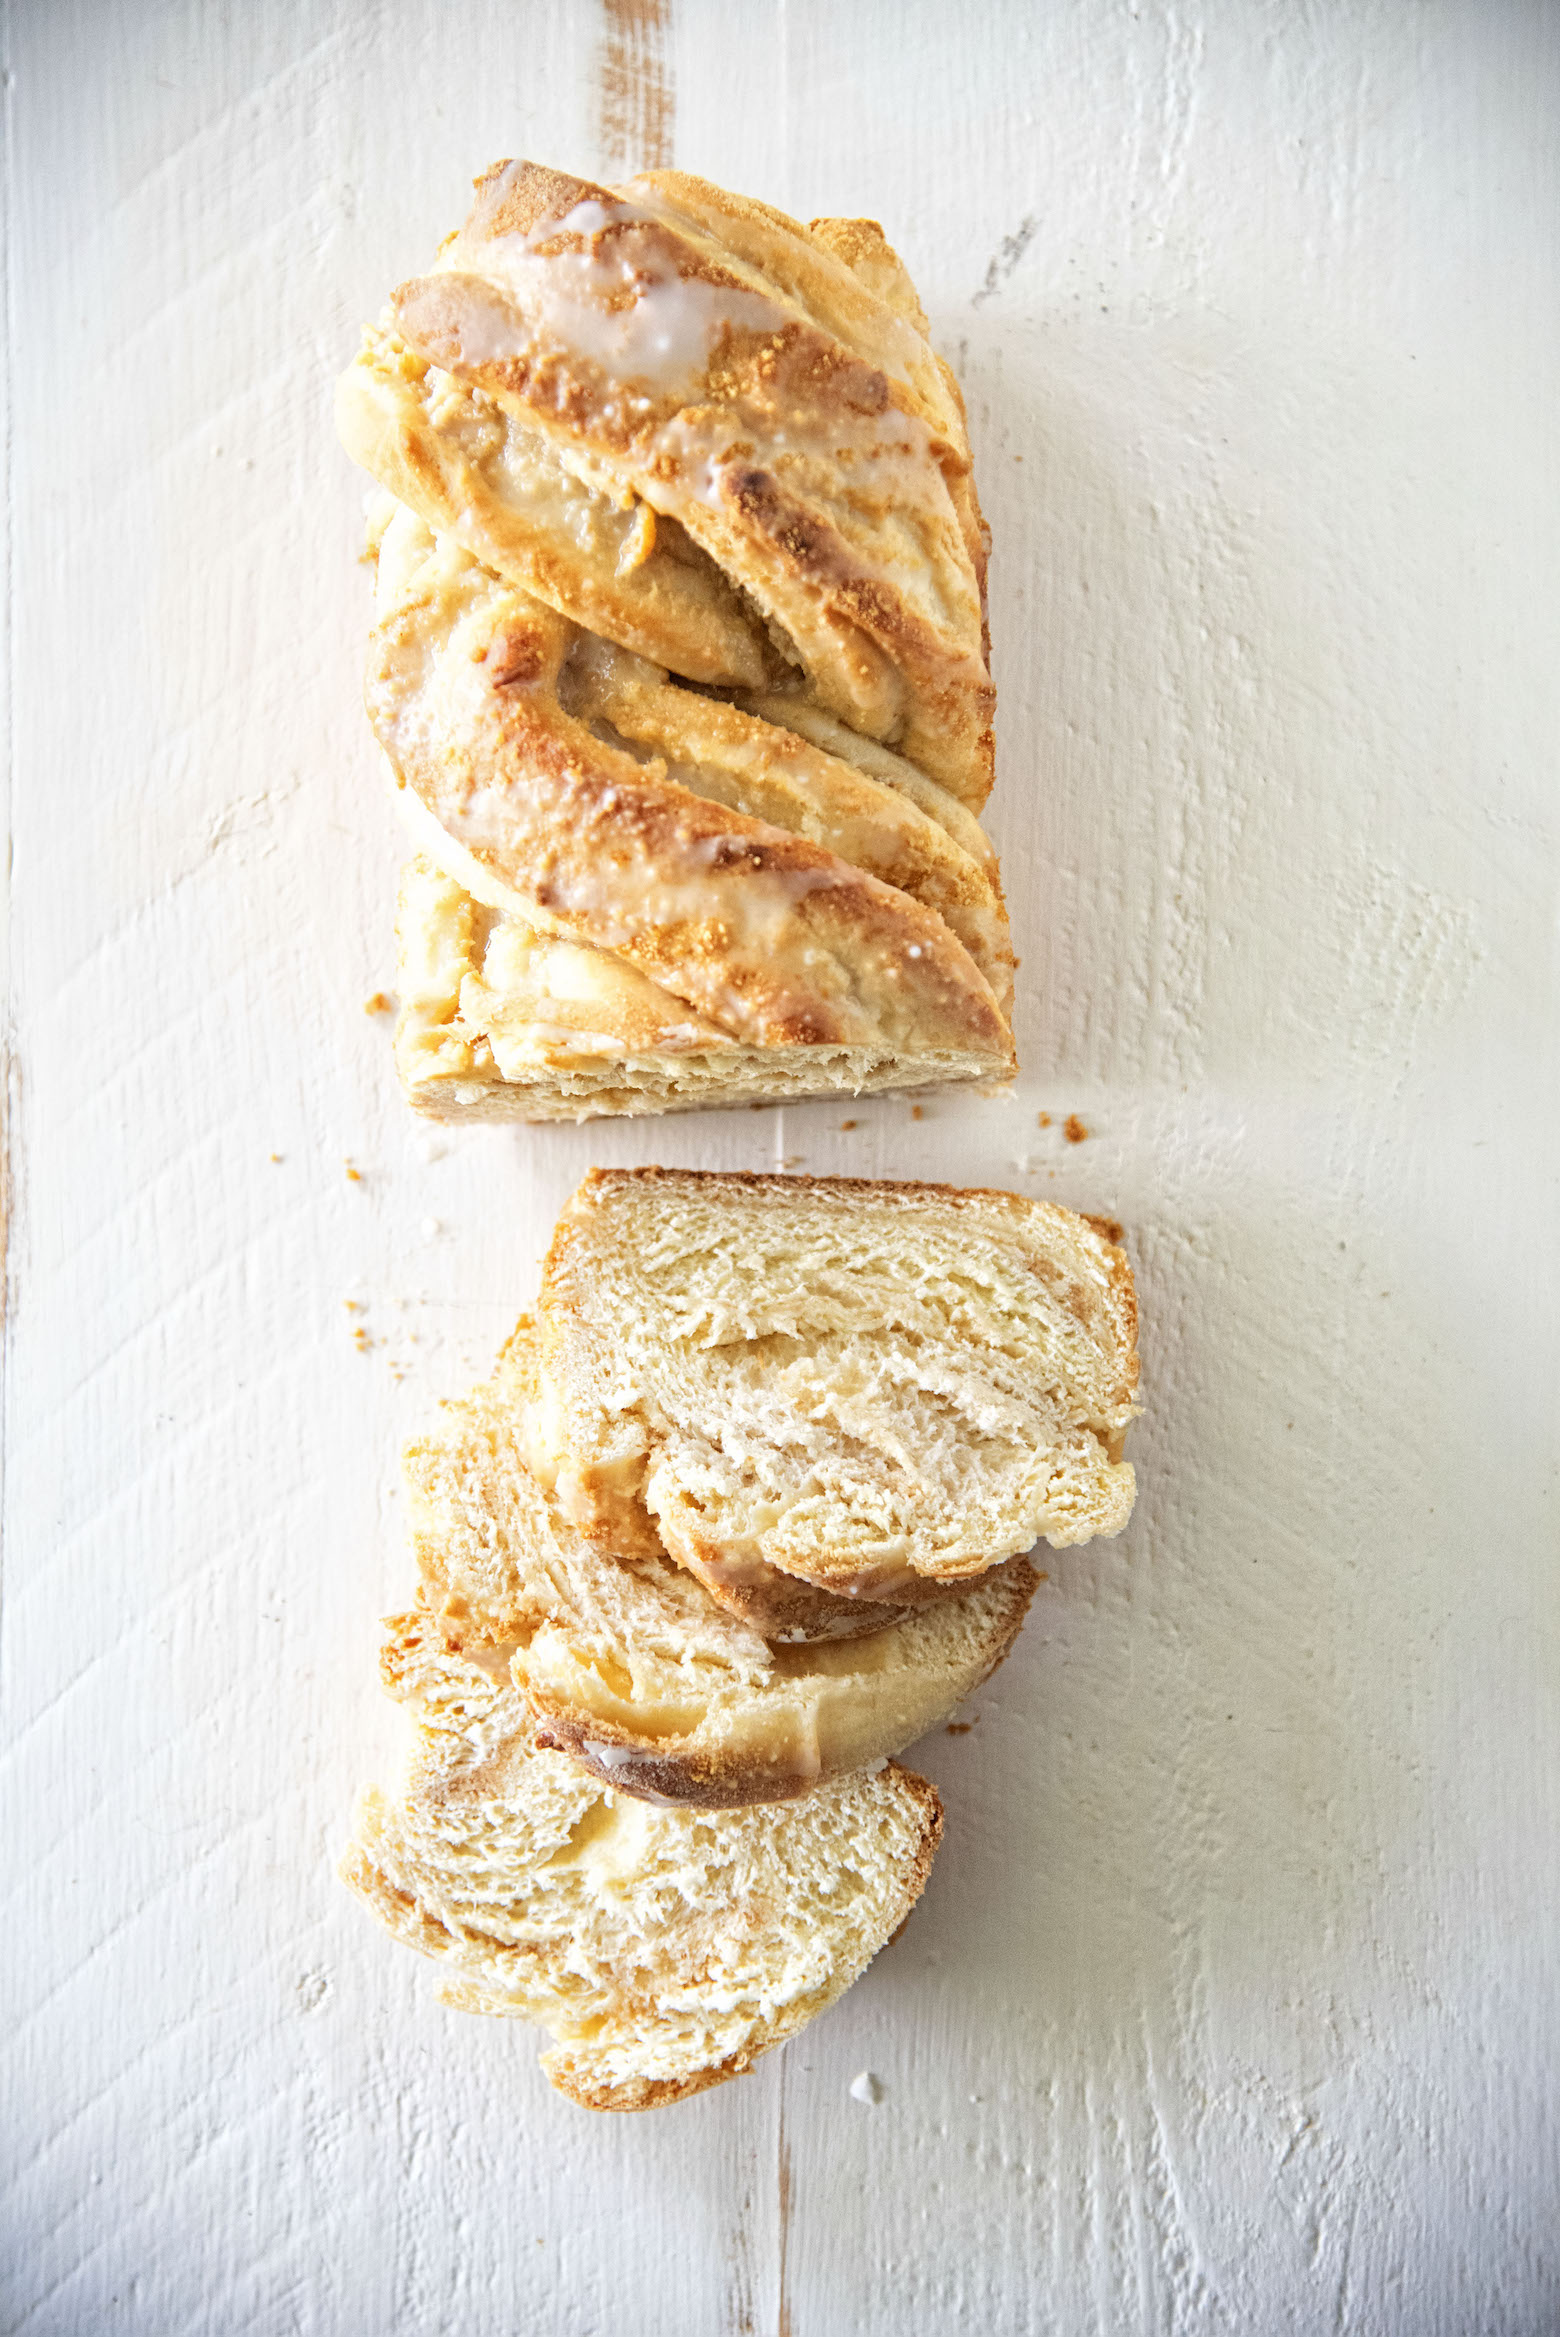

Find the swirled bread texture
[[536, 1169, 1141, 1595], [403, 1325, 1037, 1806], [340, 1613, 943, 2109], [338, 164, 1017, 1121]]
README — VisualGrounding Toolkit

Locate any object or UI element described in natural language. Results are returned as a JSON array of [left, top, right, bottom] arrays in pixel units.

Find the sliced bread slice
[[405, 1333, 1036, 1806], [537, 1169, 1140, 1595], [340, 1615, 942, 2109]]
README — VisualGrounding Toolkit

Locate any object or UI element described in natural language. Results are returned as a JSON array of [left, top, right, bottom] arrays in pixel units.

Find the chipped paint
[[598, 0, 675, 174]]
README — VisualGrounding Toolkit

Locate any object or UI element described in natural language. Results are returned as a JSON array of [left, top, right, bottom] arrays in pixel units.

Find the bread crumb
[[345, 1160, 363, 1182], [352, 1326, 372, 1351], [1063, 1114, 1089, 1143], [911, 1105, 925, 1121], [422, 1217, 442, 1240], [269, 1152, 283, 1163], [840, 1119, 857, 1131], [849, 2070, 883, 2105], [945, 1721, 974, 1736], [363, 992, 393, 1016], [343, 1299, 363, 1313], [1037, 1112, 1051, 1128]]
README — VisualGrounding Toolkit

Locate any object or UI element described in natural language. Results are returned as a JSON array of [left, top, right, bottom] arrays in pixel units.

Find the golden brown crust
[[520, 1565, 1034, 1810], [368, 530, 1014, 1062], [389, 160, 995, 805], [564, 639, 1014, 1014]]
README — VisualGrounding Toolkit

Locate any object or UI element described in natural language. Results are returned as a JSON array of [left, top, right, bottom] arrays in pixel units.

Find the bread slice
[[404, 1331, 1037, 1805], [394, 852, 1010, 1123], [538, 1169, 1141, 1595], [340, 1614, 943, 2109]]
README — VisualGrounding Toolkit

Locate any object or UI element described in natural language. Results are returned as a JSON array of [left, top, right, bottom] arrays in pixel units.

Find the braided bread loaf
[[338, 165, 1017, 1120]]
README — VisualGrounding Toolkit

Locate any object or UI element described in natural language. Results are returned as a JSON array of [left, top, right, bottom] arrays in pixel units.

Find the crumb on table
[[1063, 1114, 1089, 1143], [840, 1119, 857, 1131], [363, 992, 393, 1016], [344, 1160, 363, 1182], [911, 1105, 924, 1121], [945, 1721, 975, 1736], [1037, 1112, 1051, 1128]]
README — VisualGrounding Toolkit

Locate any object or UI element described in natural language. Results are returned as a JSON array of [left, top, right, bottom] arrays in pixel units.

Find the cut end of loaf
[[539, 1168, 1141, 1593]]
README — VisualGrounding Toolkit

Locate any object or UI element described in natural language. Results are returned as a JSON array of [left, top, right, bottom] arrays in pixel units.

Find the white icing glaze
[[442, 193, 779, 401]]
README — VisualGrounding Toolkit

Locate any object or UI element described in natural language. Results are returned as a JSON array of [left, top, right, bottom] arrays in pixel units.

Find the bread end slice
[[341, 1623, 944, 2108]]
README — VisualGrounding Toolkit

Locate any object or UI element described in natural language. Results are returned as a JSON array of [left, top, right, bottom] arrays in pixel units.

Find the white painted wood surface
[[4, 3, 1558, 2329]]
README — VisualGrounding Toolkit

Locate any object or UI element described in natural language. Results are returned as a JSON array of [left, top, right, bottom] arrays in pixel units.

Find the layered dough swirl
[[338, 162, 1018, 1120]]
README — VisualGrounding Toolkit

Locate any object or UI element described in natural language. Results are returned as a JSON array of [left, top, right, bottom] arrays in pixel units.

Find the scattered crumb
[[840, 1119, 857, 1132], [344, 1160, 363, 1183], [363, 992, 393, 1016], [779, 1153, 805, 1169], [911, 1105, 925, 1121], [343, 1299, 363, 1313], [269, 1152, 283, 1164], [945, 1721, 975, 1736], [421, 1217, 442, 1240], [1063, 1114, 1089, 1143], [352, 1326, 372, 1352], [1037, 1112, 1051, 1128], [849, 2071, 883, 2105]]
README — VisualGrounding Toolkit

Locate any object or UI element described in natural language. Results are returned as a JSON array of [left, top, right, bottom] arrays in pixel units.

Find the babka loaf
[[338, 163, 1017, 1120], [342, 1171, 1142, 2100]]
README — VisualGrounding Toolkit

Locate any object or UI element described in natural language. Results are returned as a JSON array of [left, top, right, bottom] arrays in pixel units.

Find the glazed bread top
[[379, 162, 995, 805]]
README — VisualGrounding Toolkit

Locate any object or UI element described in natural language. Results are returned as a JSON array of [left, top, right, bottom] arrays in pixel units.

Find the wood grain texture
[[2, 1, 1558, 2331], [598, 0, 675, 173]]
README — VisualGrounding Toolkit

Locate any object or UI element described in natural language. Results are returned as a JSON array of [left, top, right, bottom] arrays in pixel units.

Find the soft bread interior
[[404, 1336, 1037, 1804], [341, 1617, 942, 2109], [393, 853, 1009, 1125], [540, 1170, 1141, 1589]]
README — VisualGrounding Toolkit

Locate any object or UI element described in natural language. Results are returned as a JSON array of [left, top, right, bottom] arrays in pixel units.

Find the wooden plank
[[2, 1, 1558, 2330]]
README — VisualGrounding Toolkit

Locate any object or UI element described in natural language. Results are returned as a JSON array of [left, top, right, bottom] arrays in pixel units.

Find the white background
[[3, 2, 1557, 2330]]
